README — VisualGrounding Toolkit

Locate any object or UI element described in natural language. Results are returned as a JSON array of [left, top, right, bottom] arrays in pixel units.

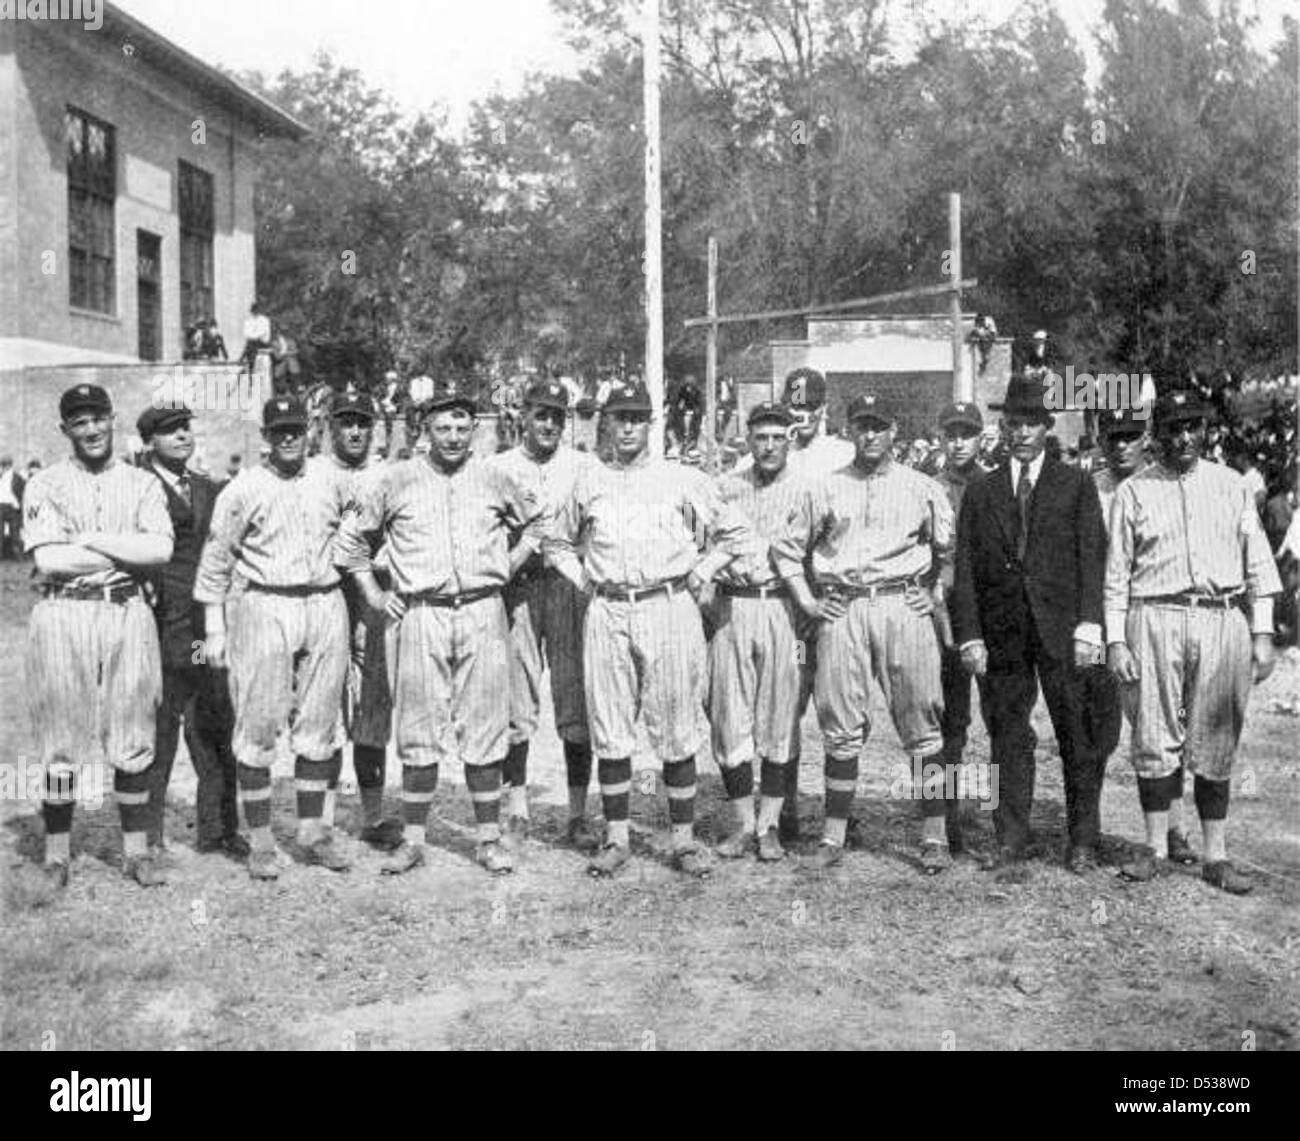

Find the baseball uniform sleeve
[[1240, 480, 1282, 633], [136, 473, 174, 539], [493, 464, 546, 558], [687, 469, 752, 581], [1103, 480, 1138, 643], [542, 467, 587, 582], [772, 483, 824, 583], [335, 471, 389, 576], [924, 475, 955, 587], [193, 479, 248, 604], [20, 474, 71, 552]]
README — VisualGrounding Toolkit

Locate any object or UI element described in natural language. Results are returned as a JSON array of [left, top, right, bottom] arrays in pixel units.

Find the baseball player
[[545, 379, 755, 878], [933, 401, 989, 853], [709, 400, 805, 861], [335, 378, 545, 876], [194, 396, 352, 880], [486, 378, 599, 852], [313, 390, 402, 851], [137, 404, 244, 860], [739, 369, 855, 841], [773, 393, 954, 873], [1106, 390, 1280, 894], [24, 384, 174, 888]]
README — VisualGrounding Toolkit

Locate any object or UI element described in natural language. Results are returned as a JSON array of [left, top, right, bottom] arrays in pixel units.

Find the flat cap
[[60, 384, 112, 420], [137, 404, 192, 439]]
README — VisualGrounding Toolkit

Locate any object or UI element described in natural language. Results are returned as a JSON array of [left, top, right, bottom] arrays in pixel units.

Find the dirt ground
[[1, 557, 1297, 1051]]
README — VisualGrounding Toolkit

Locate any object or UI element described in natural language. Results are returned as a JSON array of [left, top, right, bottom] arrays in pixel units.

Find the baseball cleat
[[500, 815, 530, 852], [672, 844, 713, 878], [123, 853, 168, 887], [715, 829, 757, 859], [1202, 860, 1252, 895], [247, 849, 280, 880], [476, 839, 514, 875], [1066, 845, 1100, 875], [360, 818, 405, 852], [778, 810, 800, 845], [1166, 830, 1198, 866], [1118, 846, 1169, 883], [920, 840, 953, 876], [804, 840, 844, 870], [380, 840, 426, 875], [303, 833, 352, 872], [565, 817, 601, 853], [41, 859, 70, 890], [587, 842, 631, 878], [757, 827, 786, 862]]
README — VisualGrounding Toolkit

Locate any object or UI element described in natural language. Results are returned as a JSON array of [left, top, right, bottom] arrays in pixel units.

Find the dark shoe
[[778, 810, 800, 845], [715, 829, 756, 860], [360, 818, 404, 852], [500, 815, 530, 852], [1166, 830, 1198, 866], [566, 817, 601, 854], [1202, 860, 1252, 895], [124, 854, 168, 888], [303, 833, 352, 872], [476, 839, 514, 875], [41, 860, 70, 890], [804, 840, 844, 870], [587, 842, 631, 878], [757, 827, 786, 863], [380, 840, 425, 875], [982, 844, 1030, 883], [1067, 845, 1100, 875], [247, 849, 280, 880], [920, 840, 953, 876], [672, 844, 713, 879], [1118, 845, 1168, 882], [198, 833, 251, 860]]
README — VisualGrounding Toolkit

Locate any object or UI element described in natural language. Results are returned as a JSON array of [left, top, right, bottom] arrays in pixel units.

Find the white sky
[[114, 0, 1291, 131]]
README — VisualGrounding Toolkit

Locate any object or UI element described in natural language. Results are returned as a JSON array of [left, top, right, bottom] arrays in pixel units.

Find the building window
[[178, 160, 215, 337], [66, 107, 116, 314]]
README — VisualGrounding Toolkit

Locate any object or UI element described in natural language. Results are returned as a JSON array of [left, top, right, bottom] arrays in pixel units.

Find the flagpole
[[643, 0, 664, 455]]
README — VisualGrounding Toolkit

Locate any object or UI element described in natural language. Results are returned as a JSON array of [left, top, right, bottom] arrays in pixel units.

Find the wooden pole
[[682, 279, 978, 329], [643, 0, 664, 456], [949, 192, 969, 402], [704, 236, 718, 471]]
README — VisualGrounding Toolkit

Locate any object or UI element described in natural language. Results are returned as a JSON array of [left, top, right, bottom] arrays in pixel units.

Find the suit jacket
[[951, 455, 1104, 666], [147, 468, 223, 669]]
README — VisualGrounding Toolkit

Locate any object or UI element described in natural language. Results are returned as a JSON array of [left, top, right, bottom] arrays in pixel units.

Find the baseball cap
[[603, 380, 652, 414], [330, 391, 376, 420], [845, 392, 897, 426], [938, 401, 983, 431], [1153, 389, 1212, 427], [423, 378, 477, 414], [1097, 405, 1147, 437], [524, 378, 570, 411], [262, 396, 308, 430], [782, 368, 827, 410], [137, 404, 192, 440], [747, 400, 794, 428], [59, 384, 112, 420]]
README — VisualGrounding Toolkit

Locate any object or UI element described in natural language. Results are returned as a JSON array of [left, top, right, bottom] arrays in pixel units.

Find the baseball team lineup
[[22, 364, 1281, 894]]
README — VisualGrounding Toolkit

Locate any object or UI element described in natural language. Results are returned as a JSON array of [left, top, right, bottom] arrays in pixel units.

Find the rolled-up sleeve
[[689, 472, 752, 581], [773, 485, 822, 582]]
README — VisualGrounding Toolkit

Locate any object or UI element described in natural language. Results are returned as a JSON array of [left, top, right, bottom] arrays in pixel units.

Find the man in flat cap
[[486, 377, 600, 852], [1106, 390, 1280, 893], [137, 403, 243, 861], [195, 396, 352, 879], [24, 385, 174, 888], [336, 378, 545, 876]]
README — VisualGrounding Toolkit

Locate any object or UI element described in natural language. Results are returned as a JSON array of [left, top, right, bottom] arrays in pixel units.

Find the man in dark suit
[[951, 375, 1108, 875], [137, 405, 247, 859]]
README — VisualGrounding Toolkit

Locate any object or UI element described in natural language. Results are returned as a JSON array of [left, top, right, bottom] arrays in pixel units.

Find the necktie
[[1015, 461, 1032, 559], [177, 473, 192, 507]]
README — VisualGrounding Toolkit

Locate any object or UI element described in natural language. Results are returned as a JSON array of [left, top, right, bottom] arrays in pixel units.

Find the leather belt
[[401, 585, 501, 609], [1141, 592, 1242, 611], [594, 576, 689, 603], [816, 577, 917, 601], [720, 582, 787, 600], [246, 581, 340, 597], [41, 581, 142, 603]]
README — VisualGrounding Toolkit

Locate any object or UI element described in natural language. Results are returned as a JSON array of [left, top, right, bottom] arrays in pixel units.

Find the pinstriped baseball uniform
[[773, 458, 953, 760], [708, 463, 805, 768], [545, 453, 754, 761], [194, 461, 349, 769], [24, 459, 172, 774], [1104, 459, 1281, 779], [486, 443, 592, 745], [335, 454, 544, 768], [314, 454, 392, 750]]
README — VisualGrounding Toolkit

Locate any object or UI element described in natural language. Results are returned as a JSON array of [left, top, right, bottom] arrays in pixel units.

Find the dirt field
[[2, 557, 1297, 1051]]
